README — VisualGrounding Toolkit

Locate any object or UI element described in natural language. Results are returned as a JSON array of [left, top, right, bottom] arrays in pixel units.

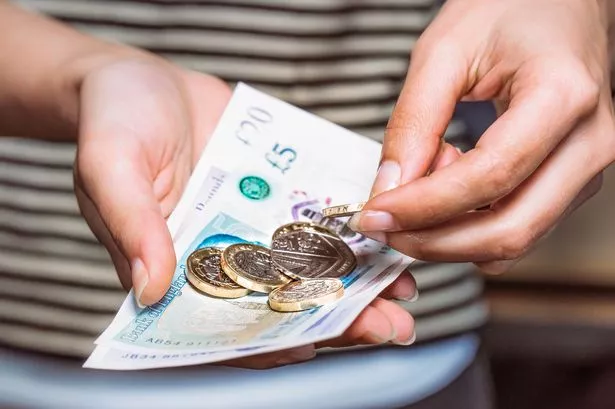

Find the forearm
[[0, 1, 137, 140]]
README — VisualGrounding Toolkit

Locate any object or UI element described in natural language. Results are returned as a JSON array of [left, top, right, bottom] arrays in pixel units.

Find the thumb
[[76, 60, 185, 306], [77, 158, 176, 307], [371, 41, 467, 197]]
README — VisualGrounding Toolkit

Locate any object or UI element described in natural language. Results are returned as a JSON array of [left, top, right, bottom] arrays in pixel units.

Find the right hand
[[350, 0, 614, 274]]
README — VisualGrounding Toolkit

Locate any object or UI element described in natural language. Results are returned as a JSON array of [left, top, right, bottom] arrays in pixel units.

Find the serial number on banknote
[[143, 337, 238, 348]]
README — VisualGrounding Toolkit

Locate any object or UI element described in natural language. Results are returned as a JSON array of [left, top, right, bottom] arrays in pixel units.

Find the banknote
[[85, 84, 413, 369]]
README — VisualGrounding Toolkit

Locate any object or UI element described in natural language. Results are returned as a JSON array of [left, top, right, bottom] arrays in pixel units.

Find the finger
[[77, 62, 187, 306], [219, 345, 316, 370], [430, 142, 462, 172], [377, 38, 469, 192], [317, 298, 414, 348], [377, 106, 611, 262], [379, 268, 418, 302], [372, 298, 415, 346], [369, 141, 460, 199], [76, 148, 175, 307], [316, 301, 394, 348], [476, 172, 604, 274], [354, 62, 600, 232], [75, 183, 132, 289]]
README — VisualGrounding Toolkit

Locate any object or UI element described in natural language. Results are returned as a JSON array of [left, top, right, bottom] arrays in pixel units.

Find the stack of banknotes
[[84, 84, 413, 370]]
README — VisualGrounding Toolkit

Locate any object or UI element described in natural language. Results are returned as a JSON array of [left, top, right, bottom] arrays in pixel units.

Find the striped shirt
[[1, 0, 487, 357]]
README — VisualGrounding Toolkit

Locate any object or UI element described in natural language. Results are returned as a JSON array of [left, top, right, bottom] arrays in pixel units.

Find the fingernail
[[275, 346, 316, 365], [348, 211, 398, 232], [370, 160, 401, 199], [395, 288, 419, 303], [366, 326, 397, 344], [132, 258, 149, 308], [391, 331, 416, 346]]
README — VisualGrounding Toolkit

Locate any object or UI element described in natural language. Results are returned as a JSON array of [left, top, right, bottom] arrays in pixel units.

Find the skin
[[349, 0, 615, 274], [2, 0, 614, 367], [0, 1, 415, 369]]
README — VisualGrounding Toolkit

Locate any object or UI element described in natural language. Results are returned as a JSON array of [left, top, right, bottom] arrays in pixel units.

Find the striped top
[[2, 0, 487, 357]]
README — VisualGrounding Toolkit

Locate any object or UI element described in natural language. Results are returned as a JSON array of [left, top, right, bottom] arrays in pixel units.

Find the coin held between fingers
[[322, 202, 366, 219]]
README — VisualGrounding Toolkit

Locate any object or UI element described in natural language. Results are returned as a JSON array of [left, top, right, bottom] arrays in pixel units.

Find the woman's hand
[[349, 0, 615, 273], [73, 58, 416, 368]]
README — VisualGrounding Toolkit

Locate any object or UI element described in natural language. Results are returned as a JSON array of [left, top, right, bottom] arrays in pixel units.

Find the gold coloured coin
[[272, 221, 337, 239], [221, 243, 291, 293], [186, 247, 250, 298], [271, 222, 356, 280], [321, 202, 366, 218], [268, 278, 344, 312]]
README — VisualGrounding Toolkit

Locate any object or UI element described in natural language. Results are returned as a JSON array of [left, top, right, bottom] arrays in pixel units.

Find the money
[[220, 243, 290, 293], [84, 84, 413, 370], [322, 202, 366, 218], [269, 278, 344, 312], [190, 222, 354, 309], [186, 248, 250, 298], [271, 222, 356, 280]]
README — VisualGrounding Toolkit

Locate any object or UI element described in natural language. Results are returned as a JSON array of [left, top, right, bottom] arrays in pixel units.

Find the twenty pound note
[[84, 84, 413, 370]]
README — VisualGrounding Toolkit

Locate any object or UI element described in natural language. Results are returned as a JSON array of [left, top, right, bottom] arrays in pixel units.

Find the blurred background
[[485, 164, 615, 409], [454, 100, 615, 409], [1, 1, 615, 408]]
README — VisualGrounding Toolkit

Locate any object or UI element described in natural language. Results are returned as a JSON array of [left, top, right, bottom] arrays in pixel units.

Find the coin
[[270, 222, 356, 280], [221, 243, 291, 293], [321, 202, 366, 218], [186, 247, 251, 298], [268, 278, 344, 312]]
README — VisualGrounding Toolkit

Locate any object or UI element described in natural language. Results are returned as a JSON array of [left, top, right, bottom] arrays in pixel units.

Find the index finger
[[353, 67, 599, 232], [372, 40, 467, 200]]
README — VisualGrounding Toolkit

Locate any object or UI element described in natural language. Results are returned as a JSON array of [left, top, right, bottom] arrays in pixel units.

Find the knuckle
[[493, 225, 534, 260], [487, 164, 517, 196], [473, 150, 518, 198], [544, 62, 600, 115], [574, 79, 600, 115]]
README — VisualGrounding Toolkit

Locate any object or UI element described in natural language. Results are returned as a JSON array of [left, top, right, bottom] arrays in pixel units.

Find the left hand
[[349, 0, 615, 273]]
